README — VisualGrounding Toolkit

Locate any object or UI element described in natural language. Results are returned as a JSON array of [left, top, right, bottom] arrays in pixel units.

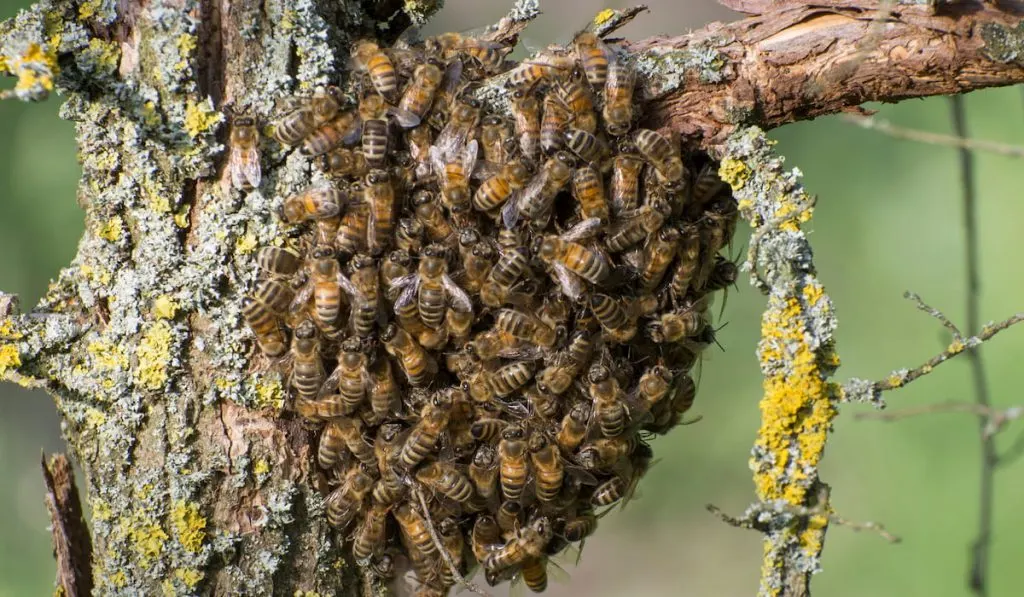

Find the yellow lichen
[[948, 338, 965, 354], [88, 339, 127, 371], [886, 373, 904, 388], [0, 318, 23, 339], [84, 408, 106, 429], [134, 320, 174, 390], [11, 42, 58, 94], [153, 296, 179, 320], [108, 571, 127, 588], [86, 38, 120, 73], [253, 458, 270, 475], [97, 216, 123, 242], [253, 375, 284, 410], [801, 282, 825, 307], [719, 158, 751, 191], [235, 231, 258, 255], [593, 8, 616, 25], [123, 514, 169, 565], [161, 579, 176, 597], [184, 99, 223, 138], [78, 0, 102, 20], [176, 34, 197, 56], [0, 344, 21, 377], [170, 500, 207, 553], [175, 568, 203, 589], [140, 101, 162, 128], [173, 204, 191, 228], [93, 499, 112, 522]]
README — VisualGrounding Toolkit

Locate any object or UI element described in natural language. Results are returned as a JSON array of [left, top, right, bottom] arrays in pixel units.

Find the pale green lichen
[[633, 36, 729, 98]]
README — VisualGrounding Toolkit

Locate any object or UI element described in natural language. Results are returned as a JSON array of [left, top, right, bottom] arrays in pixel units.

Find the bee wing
[[387, 272, 418, 299], [501, 192, 522, 229], [551, 262, 585, 302], [367, 198, 378, 251], [434, 126, 468, 164], [288, 283, 314, 317], [387, 105, 421, 129], [461, 138, 479, 175], [440, 58, 464, 96], [428, 145, 447, 180], [337, 273, 366, 302], [498, 345, 544, 360], [318, 365, 344, 399], [230, 146, 261, 190], [503, 169, 545, 228], [441, 274, 474, 313], [343, 117, 363, 145], [472, 160, 503, 180], [394, 276, 421, 312], [561, 217, 603, 242]]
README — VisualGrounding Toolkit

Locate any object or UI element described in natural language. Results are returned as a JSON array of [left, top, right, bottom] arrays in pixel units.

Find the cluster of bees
[[232, 26, 738, 597]]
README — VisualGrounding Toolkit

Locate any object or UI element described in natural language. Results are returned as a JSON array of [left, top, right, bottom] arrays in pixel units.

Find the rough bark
[[1, 0, 1024, 595]]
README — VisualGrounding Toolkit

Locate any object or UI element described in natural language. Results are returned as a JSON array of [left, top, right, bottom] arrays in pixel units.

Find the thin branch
[[904, 291, 963, 339], [842, 115, 1024, 159], [855, 402, 1024, 438], [413, 488, 491, 597]]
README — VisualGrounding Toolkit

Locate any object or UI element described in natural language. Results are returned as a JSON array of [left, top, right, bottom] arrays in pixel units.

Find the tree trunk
[[2, 0, 1024, 595]]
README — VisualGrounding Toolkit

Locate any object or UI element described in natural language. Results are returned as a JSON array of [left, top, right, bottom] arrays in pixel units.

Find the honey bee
[[487, 360, 538, 398], [425, 33, 512, 75], [587, 364, 628, 437], [363, 169, 395, 254], [352, 501, 390, 562], [399, 62, 444, 120], [393, 245, 474, 331], [590, 475, 626, 508], [317, 419, 348, 471], [604, 197, 671, 253], [398, 390, 452, 468], [495, 309, 559, 349], [647, 307, 708, 343], [337, 254, 380, 338], [478, 115, 517, 165], [498, 425, 529, 501], [572, 164, 609, 223], [416, 460, 475, 503], [480, 244, 531, 308], [457, 229, 495, 293], [290, 318, 324, 401], [633, 364, 674, 421], [668, 224, 702, 301], [437, 517, 467, 587], [317, 337, 369, 414], [446, 305, 474, 345], [394, 502, 440, 559], [688, 161, 729, 213], [406, 124, 434, 178], [555, 67, 598, 133], [530, 443, 564, 504], [634, 128, 684, 185], [367, 357, 400, 424], [279, 186, 345, 224], [610, 139, 645, 214], [336, 190, 370, 256], [301, 110, 360, 157], [572, 32, 610, 89], [381, 249, 413, 293], [374, 422, 405, 472], [336, 417, 379, 468], [429, 139, 479, 213], [540, 92, 571, 153], [395, 217, 426, 254], [469, 443, 500, 502], [473, 158, 533, 214], [252, 276, 298, 317], [519, 556, 550, 593], [412, 190, 455, 243], [701, 196, 739, 256], [702, 253, 740, 293], [534, 218, 609, 301], [495, 500, 525, 536], [326, 463, 376, 529], [510, 89, 541, 161], [577, 435, 639, 472], [381, 323, 437, 387], [503, 151, 575, 228], [320, 147, 369, 179], [640, 226, 680, 291], [352, 40, 399, 100], [471, 514, 503, 564], [257, 246, 302, 277], [359, 95, 391, 169], [536, 331, 593, 396], [228, 114, 261, 190], [602, 50, 636, 137], [434, 96, 481, 167], [272, 86, 343, 146], [563, 127, 606, 164], [563, 508, 597, 543], [301, 246, 342, 332], [484, 516, 552, 576]]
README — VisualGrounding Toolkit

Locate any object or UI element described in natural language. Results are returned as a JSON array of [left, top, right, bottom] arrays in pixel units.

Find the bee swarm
[[240, 25, 738, 596]]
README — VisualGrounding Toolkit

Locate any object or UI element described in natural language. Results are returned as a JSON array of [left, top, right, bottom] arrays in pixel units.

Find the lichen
[[153, 296, 179, 320], [633, 36, 729, 97], [0, 343, 21, 377], [135, 320, 175, 390], [980, 21, 1024, 64], [184, 98, 224, 138], [170, 500, 207, 553]]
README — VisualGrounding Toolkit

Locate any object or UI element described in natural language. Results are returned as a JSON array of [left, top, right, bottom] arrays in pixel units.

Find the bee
[[572, 32, 610, 88], [228, 113, 261, 190], [487, 360, 538, 398], [634, 128, 684, 185], [484, 516, 552, 575], [564, 508, 598, 543], [336, 188, 370, 256], [416, 461, 475, 503], [374, 422, 405, 473], [337, 417, 379, 468], [480, 245, 531, 308], [395, 217, 425, 254], [520, 556, 550, 593], [412, 190, 455, 243], [363, 169, 396, 254], [510, 89, 542, 161], [393, 245, 474, 331], [590, 475, 626, 508], [301, 110, 360, 157], [495, 500, 525, 537], [429, 139, 479, 213], [337, 254, 380, 338], [672, 372, 697, 416], [326, 463, 376, 529], [534, 218, 609, 301], [320, 147, 368, 178], [358, 95, 392, 169], [394, 502, 440, 559], [373, 465, 408, 506], [426, 33, 511, 75], [279, 186, 344, 224], [563, 127, 606, 164], [555, 67, 598, 133], [503, 151, 575, 228], [257, 246, 302, 277], [586, 364, 628, 437], [381, 323, 437, 387], [407, 124, 434, 178], [577, 435, 641, 472], [469, 444, 500, 502], [352, 40, 399, 100], [610, 139, 645, 214], [398, 390, 452, 468], [701, 196, 739, 256], [540, 92, 571, 153], [478, 115, 516, 165], [434, 97, 482, 167], [399, 62, 444, 121], [634, 364, 674, 421], [298, 245, 342, 332], [605, 197, 671, 253], [537, 331, 593, 396], [367, 358, 400, 425], [572, 164, 609, 223], [251, 275, 297, 317], [647, 308, 708, 343], [317, 337, 369, 414], [352, 501, 390, 562], [317, 419, 348, 471], [471, 514, 503, 564], [437, 517, 467, 587], [473, 158, 533, 214], [381, 249, 413, 293], [688, 161, 729, 213], [702, 253, 740, 292], [272, 86, 343, 146], [495, 309, 559, 348], [498, 425, 529, 501], [290, 319, 325, 401], [669, 224, 703, 301], [640, 226, 681, 291], [458, 229, 495, 293], [530, 443, 564, 504], [602, 49, 636, 136]]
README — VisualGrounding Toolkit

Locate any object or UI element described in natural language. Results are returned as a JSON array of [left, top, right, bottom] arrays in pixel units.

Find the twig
[[952, 95, 997, 597], [829, 514, 901, 544], [592, 6, 650, 39], [413, 487, 492, 597], [41, 453, 93, 597], [855, 402, 1024, 439], [843, 115, 1024, 159], [904, 291, 962, 339]]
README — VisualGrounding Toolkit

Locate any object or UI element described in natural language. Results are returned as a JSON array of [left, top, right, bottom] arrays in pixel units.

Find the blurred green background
[[3, 0, 1024, 595]]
